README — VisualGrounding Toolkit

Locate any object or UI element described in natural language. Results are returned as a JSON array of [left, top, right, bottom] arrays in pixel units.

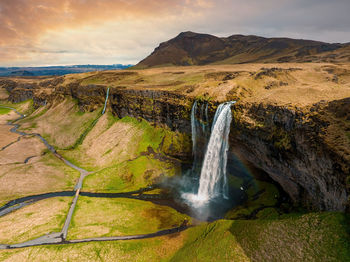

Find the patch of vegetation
[[119, 116, 164, 154], [161, 130, 191, 158], [68, 197, 190, 239], [195, 94, 212, 102], [270, 126, 292, 151], [0, 99, 34, 115], [0, 107, 11, 115], [346, 131, 350, 142], [83, 156, 175, 192]]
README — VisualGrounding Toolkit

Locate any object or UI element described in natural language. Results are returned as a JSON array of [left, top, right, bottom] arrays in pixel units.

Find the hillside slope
[[136, 32, 350, 67]]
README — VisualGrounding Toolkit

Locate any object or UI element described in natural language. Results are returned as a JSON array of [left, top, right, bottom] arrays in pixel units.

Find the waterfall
[[190, 100, 210, 176], [197, 101, 235, 200], [183, 101, 236, 206], [191, 100, 198, 155], [102, 87, 110, 115]]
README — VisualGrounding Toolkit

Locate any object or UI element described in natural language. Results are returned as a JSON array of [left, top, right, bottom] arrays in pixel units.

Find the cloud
[[0, 0, 349, 66]]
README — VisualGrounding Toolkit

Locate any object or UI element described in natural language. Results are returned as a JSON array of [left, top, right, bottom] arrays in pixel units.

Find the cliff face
[[231, 101, 349, 211], [2, 76, 349, 212], [55, 83, 193, 133]]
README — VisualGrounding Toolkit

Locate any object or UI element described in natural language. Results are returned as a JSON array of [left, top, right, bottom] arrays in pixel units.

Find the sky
[[1, 0, 350, 67]]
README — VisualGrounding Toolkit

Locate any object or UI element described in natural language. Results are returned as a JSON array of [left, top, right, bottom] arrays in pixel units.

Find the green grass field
[[68, 197, 190, 239], [0, 107, 11, 115], [171, 212, 350, 262]]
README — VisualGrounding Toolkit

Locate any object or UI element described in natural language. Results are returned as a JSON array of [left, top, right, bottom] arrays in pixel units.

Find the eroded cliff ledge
[[1, 64, 349, 212]]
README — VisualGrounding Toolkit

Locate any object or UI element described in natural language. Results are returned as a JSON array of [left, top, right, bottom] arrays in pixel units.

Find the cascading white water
[[102, 87, 110, 115], [191, 100, 198, 155], [190, 100, 210, 175], [183, 101, 236, 206]]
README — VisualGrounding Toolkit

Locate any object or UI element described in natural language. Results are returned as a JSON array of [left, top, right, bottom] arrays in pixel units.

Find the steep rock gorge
[[2, 76, 349, 212]]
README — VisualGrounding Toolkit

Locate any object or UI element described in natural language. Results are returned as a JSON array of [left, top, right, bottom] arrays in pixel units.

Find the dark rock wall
[[231, 102, 349, 211], [109, 89, 192, 133]]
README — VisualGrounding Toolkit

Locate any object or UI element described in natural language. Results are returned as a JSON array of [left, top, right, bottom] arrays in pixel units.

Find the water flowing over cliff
[[183, 101, 236, 207], [190, 100, 210, 176], [102, 87, 109, 115]]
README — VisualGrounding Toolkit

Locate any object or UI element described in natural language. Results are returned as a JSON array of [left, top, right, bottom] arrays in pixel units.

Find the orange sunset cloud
[[0, 0, 349, 66]]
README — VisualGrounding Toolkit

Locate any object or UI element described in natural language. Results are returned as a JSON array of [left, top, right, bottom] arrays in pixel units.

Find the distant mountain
[[136, 31, 350, 67], [10, 70, 35, 76], [0, 64, 133, 77]]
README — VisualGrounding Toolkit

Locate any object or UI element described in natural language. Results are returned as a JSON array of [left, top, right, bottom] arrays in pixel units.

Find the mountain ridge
[[136, 31, 350, 67]]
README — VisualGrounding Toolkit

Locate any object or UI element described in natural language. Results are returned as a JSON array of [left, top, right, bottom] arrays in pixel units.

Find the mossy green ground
[[83, 156, 176, 193], [171, 212, 350, 262], [68, 197, 190, 239], [0, 100, 34, 116], [0, 107, 11, 115]]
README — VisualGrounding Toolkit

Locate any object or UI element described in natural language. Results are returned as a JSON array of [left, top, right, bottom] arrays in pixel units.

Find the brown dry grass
[[0, 88, 8, 100], [18, 99, 100, 149], [0, 110, 80, 206], [67, 63, 350, 106], [0, 136, 45, 164], [0, 112, 20, 148], [0, 125, 19, 148], [6, 63, 350, 107], [62, 113, 141, 169], [0, 153, 79, 206], [0, 197, 70, 244]]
